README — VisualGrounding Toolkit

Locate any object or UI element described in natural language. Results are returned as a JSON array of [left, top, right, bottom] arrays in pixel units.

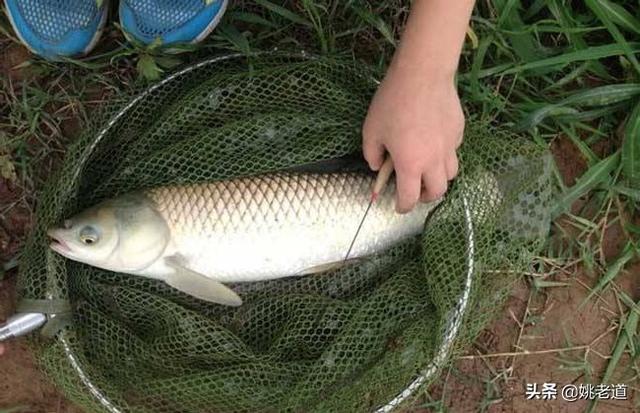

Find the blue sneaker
[[4, 0, 108, 60], [119, 0, 228, 47]]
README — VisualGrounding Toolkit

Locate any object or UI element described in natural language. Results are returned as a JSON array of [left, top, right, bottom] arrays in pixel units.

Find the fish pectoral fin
[[164, 257, 242, 307], [299, 258, 362, 275]]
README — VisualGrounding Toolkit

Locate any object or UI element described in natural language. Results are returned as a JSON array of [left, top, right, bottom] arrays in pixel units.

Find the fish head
[[47, 194, 170, 272]]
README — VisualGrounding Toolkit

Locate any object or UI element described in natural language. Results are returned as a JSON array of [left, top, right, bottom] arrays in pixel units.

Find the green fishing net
[[18, 53, 553, 413]]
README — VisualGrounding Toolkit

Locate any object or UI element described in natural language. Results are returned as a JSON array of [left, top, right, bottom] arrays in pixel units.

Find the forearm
[[390, 0, 475, 80]]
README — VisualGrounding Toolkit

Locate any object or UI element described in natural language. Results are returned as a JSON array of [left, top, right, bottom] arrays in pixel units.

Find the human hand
[[362, 64, 464, 213]]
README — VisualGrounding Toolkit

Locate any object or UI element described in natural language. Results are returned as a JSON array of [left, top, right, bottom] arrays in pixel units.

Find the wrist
[[387, 50, 457, 86], [389, 18, 462, 84]]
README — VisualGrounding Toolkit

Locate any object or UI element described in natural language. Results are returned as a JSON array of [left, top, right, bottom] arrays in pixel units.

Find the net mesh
[[18, 54, 554, 413]]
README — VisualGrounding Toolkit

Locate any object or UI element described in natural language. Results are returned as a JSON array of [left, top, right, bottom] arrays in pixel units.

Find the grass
[[0, 407, 31, 413], [0, 0, 638, 411]]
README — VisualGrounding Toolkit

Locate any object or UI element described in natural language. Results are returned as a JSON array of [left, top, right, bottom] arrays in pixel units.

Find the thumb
[[362, 138, 385, 171]]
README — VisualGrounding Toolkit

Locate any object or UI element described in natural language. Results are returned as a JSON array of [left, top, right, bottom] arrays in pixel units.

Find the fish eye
[[79, 226, 100, 245]]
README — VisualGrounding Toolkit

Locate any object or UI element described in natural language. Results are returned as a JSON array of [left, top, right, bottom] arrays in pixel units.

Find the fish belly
[[148, 173, 437, 282]]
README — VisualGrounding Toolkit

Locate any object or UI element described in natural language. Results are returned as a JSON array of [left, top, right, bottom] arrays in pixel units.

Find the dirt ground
[[0, 49, 638, 413], [0, 276, 83, 413], [421, 264, 639, 413]]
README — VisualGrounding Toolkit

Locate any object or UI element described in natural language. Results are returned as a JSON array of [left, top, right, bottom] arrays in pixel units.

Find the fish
[[47, 171, 439, 306]]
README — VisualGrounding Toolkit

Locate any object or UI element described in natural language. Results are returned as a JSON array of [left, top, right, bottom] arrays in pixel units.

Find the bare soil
[[0, 277, 83, 413], [419, 264, 639, 413]]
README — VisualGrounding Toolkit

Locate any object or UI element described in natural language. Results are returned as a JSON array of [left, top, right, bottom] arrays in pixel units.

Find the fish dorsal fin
[[164, 255, 243, 307]]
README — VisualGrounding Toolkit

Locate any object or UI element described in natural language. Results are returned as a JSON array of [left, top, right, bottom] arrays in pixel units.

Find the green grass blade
[[585, 0, 640, 75], [518, 84, 640, 129], [227, 11, 279, 29], [558, 124, 597, 164], [622, 99, 640, 188], [522, 0, 547, 20], [253, 0, 312, 27], [595, 0, 640, 35], [533, 278, 570, 289], [493, 0, 541, 62], [470, 35, 493, 101], [614, 185, 640, 200], [554, 102, 630, 124], [559, 84, 640, 107], [491, 43, 640, 78], [517, 105, 578, 130], [349, 4, 396, 46], [582, 242, 636, 305], [586, 298, 639, 413], [552, 151, 621, 216], [300, 0, 329, 53], [0, 407, 31, 413], [542, 62, 590, 92], [216, 24, 252, 54], [617, 290, 640, 317], [546, 0, 609, 78]]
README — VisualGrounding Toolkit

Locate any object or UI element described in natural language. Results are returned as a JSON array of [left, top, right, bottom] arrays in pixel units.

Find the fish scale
[[145, 172, 437, 283]]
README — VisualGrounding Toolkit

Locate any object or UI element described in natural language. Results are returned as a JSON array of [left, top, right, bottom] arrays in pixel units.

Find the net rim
[[375, 195, 475, 412], [53, 52, 477, 413]]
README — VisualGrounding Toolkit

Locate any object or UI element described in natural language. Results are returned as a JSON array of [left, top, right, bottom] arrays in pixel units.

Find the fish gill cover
[[18, 54, 553, 413]]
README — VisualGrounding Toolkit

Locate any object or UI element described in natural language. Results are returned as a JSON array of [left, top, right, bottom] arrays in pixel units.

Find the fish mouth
[[47, 229, 72, 255]]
